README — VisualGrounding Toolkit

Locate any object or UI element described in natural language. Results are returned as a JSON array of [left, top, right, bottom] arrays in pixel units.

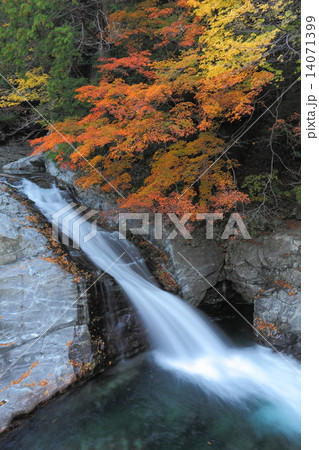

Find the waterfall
[[21, 179, 301, 435]]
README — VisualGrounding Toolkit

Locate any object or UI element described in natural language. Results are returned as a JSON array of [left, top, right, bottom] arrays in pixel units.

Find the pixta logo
[[119, 213, 251, 240], [52, 203, 97, 249]]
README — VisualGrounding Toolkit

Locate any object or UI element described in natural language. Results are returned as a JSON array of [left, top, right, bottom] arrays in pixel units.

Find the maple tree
[[30, 0, 299, 215]]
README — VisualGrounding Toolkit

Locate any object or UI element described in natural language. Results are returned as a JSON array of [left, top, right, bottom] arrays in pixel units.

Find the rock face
[[224, 230, 301, 356], [224, 231, 301, 301], [151, 226, 224, 306], [0, 183, 145, 432], [254, 290, 301, 357], [44, 158, 119, 223]]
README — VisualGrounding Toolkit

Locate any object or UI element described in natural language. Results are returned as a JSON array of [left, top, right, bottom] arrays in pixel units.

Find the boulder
[[2, 153, 45, 174]]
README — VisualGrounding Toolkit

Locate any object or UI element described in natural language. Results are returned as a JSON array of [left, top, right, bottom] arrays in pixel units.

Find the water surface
[[0, 354, 300, 450]]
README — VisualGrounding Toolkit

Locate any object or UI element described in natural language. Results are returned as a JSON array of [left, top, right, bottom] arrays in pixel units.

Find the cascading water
[[21, 179, 301, 436]]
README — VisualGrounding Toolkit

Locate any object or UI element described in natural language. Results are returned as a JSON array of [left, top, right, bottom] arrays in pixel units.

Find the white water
[[21, 179, 301, 435]]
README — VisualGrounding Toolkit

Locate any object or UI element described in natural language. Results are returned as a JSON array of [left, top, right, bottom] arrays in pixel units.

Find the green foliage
[[241, 171, 279, 202], [0, 109, 19, 125], [0, 0, 105, 118], [242, 171, 301, 210], [294, 185, 301, 204], [45, 150, 58, 162]]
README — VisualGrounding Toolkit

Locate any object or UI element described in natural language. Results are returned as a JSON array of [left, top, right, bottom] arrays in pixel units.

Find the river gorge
[[0, 148, 301, 449]]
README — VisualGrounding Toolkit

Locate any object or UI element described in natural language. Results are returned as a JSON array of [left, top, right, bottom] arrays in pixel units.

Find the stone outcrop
[[224, 231, 301, 302], [254, 289, 301, 357], [0, 182, 145, 432], [44, 158, 119, 221]]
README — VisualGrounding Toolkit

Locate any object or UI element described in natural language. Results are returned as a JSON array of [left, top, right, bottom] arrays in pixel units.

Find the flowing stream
[[19, 179, 301, 443]]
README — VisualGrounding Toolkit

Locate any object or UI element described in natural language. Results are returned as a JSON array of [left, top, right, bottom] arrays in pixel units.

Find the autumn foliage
[[30, 0, 296, 214], [0, 67, 49, 108]]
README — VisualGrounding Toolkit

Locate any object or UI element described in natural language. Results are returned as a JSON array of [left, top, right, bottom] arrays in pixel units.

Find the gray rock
[[0, 185, 91, 432], [2, 153, 45, 174], [255, 289, 301, 334], [153, 226, 224, 306], [224, 231, 300, 301], [224, 230, 301, 355], [45, 159, 119, 221], [45, 158, 76, 185]]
